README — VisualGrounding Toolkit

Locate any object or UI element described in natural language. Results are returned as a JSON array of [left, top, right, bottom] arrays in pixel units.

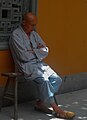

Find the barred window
[[0, 0, 38, 50]]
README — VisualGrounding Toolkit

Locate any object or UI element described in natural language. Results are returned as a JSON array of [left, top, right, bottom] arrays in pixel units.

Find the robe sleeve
[[32, 32, 49, 60], [9, 31, 34, 62], [34, 47, 49, 61]]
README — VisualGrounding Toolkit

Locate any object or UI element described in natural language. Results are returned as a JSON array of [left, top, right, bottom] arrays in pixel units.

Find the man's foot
[[34, 100, 53, 114], [51, 102, 75, 119], [64, 111, 75, 119], [54, 111, 75, 119]]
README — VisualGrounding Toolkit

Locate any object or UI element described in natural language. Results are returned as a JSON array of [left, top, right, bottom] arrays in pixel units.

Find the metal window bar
[[0, 0, 38, 50]]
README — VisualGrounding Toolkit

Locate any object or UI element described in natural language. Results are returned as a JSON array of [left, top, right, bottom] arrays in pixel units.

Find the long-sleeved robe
[[9, 26, 62, 103]]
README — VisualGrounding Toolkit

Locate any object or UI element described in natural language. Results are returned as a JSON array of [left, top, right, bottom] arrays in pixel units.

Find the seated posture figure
[[9, 12, 75, 119]]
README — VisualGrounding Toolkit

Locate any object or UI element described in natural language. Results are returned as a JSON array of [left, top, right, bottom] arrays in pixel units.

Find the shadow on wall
[[59, 72, 87, 94]]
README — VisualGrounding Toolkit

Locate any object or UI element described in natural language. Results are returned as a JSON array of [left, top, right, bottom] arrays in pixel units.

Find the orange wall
[[0, 0, 87, 85], [0, 50, 14, 85], [37, 0, 87, 76]]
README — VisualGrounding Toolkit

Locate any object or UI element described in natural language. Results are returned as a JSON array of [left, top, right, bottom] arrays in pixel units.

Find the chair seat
[[1, 72, 23, 78]]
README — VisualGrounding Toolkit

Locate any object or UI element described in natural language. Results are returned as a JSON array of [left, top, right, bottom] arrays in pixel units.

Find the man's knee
[[49, 73, 62, 83], [34, 77, 48, 84], [57, 76, 62, 84]]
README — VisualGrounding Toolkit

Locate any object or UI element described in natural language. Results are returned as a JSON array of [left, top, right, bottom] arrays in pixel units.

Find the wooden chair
[[1, 72, 23, 120]]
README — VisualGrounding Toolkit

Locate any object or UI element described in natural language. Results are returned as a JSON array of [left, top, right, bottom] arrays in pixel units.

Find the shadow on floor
[[0, 89, 87, 120]]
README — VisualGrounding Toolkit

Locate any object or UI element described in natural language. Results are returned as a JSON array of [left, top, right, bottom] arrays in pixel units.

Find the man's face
[[22, 17, 37, 33]]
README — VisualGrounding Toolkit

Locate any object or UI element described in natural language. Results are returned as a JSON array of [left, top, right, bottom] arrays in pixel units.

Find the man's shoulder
[[12, 26, 21, 34], [11, 26, 23, 40]]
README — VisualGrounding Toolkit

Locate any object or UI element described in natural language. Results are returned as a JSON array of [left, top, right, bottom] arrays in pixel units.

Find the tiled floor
[[0, 89, 87, 120]]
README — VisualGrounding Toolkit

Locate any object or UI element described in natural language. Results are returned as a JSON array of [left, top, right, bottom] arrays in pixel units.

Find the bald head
[[22, 12, 37, 33], [22, 12, 36, 23]]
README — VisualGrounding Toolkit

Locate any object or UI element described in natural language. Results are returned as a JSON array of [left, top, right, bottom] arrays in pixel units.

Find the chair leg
[[14, 79, 18, 120], [0, 77, 10, 111]]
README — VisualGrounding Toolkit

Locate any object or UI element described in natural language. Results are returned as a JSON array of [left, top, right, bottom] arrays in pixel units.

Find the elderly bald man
[[9, 12, 75, 119]]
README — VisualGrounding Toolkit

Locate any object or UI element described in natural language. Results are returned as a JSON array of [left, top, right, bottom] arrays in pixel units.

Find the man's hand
[[37, 43, 45, 48]]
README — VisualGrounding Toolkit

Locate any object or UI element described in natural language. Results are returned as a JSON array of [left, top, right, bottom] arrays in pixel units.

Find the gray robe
[[9, 26, 62, 103], [9, 26, 55, 80]]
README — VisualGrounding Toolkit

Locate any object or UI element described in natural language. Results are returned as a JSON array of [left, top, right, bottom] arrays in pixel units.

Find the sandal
[[34, 105, 53, 114], [54, 113, 67, 119], [34, 100, 53, 114], [64, 111, 75, 119], [53, 111, 75, 119]]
